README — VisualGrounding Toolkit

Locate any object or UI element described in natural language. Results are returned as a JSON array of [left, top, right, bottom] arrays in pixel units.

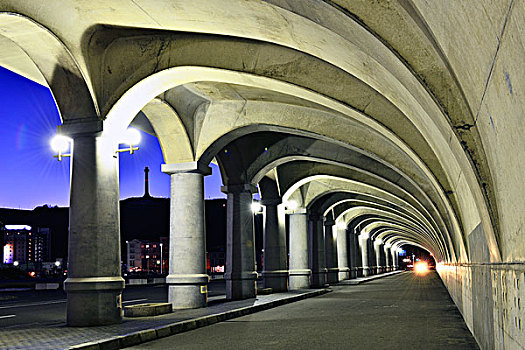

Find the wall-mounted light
[[285, 200, 298, 211], [51, 135, 72, 161], [251, 201, 262, 214], [117, 128, 141, 154]]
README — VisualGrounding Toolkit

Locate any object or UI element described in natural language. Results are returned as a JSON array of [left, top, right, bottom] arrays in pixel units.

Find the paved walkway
[[128, 271, 479, 350]]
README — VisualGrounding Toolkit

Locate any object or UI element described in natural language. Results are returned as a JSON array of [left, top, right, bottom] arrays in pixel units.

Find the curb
[[68, 289, 331, 350]]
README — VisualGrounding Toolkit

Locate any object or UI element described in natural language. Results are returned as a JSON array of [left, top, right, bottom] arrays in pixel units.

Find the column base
[[64, 277, 125, 326], [350, 267, 358, 279], [326, 267, 339, 284], [362, 266, 370, 277], [261, 270, 289, 292], [289, 269, 311, 290], [167, 274, 208, 309], [226, 271, 257, 300], [338, 267, 350, 281], [311, 268, 328, 288]]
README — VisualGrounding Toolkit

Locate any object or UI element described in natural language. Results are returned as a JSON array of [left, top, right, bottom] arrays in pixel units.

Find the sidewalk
[[336, 269, 404, 285], [0, 272, 401, 350]]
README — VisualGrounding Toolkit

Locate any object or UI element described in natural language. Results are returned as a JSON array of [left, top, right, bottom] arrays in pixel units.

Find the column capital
[[221, 183, 257, 194], [324, 219, 335, 226], [260, 198, 282, 206], [288, 208, 307, 215], [309, 213, 323, 221], [58, 118, 103, 137], [162, 161, 212, 175]]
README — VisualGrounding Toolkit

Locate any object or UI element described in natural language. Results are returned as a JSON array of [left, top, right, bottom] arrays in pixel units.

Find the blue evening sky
[[0, 66, 225, 210]]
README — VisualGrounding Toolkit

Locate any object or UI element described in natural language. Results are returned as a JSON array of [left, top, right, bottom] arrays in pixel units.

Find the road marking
[[0, 300, 66, 309], [122, 298, 147, 304], [0, 315, 16, 319]]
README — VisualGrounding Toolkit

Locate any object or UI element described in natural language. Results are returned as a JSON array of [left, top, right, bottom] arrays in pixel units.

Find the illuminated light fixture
[[13, 261, 19, 267], [117, 128, 141, 154], [336, 221, 346, 230], [285, 200, 298, 211], [251, 201, 262, 214], [51, 135, 72, 161], [55, 261, 61, 267]]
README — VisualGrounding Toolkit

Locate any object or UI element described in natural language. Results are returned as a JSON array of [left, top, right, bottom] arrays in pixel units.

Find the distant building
[[2, 225, 51, 267], [126, 237, 168, 274]]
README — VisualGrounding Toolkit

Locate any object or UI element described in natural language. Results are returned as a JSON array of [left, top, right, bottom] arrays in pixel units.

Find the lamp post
[[160, 242, 163, 275]]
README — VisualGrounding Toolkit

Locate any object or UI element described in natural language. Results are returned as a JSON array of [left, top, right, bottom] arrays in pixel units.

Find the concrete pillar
[[222, 184, 258, 300], [261, 199, 288, 292], [374, 241, 385, 274], [162, 162, 210, 309], [288, 209, 311, 289], [310, 214, 327, 288], [336, 226, 350, 280], [359, 234, 370, 277], [368, 238, 377, 275], [384, 245, 392, 272], [392, 249, 399, 269], [64, 126, 125, 326], [324, 220, 338, 284], [349, 233, 359, 278]]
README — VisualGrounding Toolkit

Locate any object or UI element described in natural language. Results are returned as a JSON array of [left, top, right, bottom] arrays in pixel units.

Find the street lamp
[[51, 135, 72, 161], [159, 242, 163, 275], [116, 128, 141, 154]]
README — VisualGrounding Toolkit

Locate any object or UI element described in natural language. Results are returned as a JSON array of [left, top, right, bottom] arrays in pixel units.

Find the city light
[[13, 261, 19, 267]]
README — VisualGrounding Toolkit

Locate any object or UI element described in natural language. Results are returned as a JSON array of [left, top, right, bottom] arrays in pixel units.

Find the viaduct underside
[[0, 1, 523, 348]]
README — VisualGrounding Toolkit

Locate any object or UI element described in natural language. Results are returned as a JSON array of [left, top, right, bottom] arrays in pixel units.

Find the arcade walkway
[[129, 272, 478, 349]]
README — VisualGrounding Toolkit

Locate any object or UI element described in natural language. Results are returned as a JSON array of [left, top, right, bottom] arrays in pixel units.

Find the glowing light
[[285, 200, 298, 211], [414, 261, 429, 274], [50, 135, 71, 153], [251, 202, 262, 213], [121, 128, 141, 146], [13, 261, 19, 267], [55, 261, 61, 267]]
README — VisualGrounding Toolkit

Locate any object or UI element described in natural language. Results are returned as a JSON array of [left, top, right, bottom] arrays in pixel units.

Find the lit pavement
[[128, 271, 479, 349]]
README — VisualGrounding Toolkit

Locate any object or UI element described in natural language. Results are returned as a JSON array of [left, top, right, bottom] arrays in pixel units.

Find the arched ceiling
[[1, 0, 522, 263]]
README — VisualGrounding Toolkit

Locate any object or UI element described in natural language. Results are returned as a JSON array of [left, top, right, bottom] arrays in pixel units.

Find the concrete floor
[[128, 271, 479, 349]]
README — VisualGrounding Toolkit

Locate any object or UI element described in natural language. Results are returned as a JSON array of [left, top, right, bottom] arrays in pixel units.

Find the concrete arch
[[0, 12, 97, 120]]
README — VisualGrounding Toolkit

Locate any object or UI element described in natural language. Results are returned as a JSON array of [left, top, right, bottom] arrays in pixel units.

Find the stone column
[[310, 214, 327, 288], [63, 122, 125, 326], [384, 245, 392, 272], [368, 238, 377, 275], [359, 234, 370, 277], [222, 184, 258, 300], [324, 220, 339, 284], [288, 209, 311, 289], [336, 225, 350, 280], [261, 199, 288, 292], [392, 249, 399, 270], [162, 162, 210, 309], [349, 233, 359, 278], [374, 241, 385, 274]]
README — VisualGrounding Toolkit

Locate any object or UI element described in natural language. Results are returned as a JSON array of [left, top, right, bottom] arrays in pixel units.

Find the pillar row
[[162, 162, 210, 309], [261, 198, 288, 292], [288, 209, 311, 289], [222, 184, 258, 300], [64, 123, 124, 326]]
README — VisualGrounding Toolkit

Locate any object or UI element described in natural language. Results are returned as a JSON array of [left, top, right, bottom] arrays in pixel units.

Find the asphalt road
[[129, 272, 479, 350], [0, 279, 226, 329]]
